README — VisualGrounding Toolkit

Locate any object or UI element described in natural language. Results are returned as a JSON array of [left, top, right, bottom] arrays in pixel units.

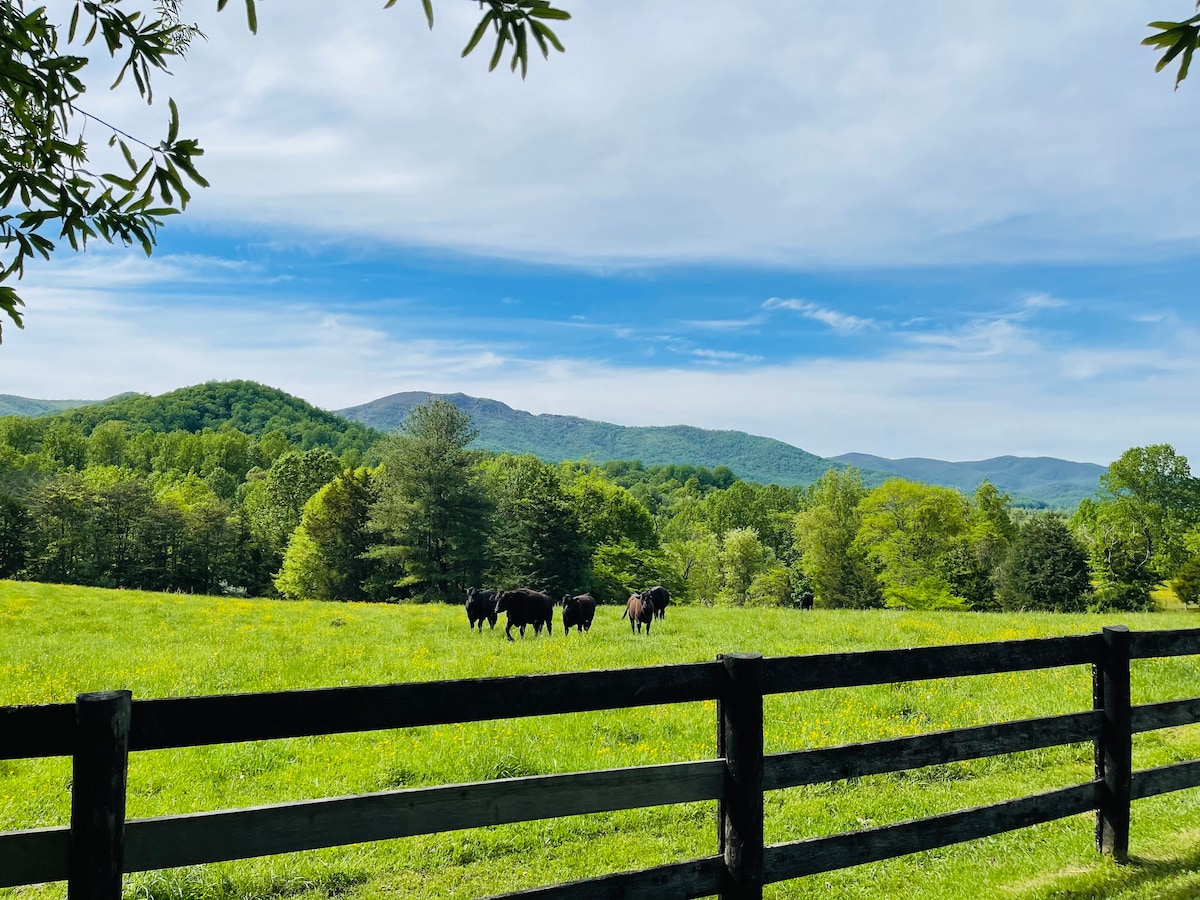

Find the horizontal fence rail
[[4, 626, 1200, 899], [764, 710, 1101, 790], [763, 782, 1101, 883], [761, 633, 1101, 695], [123, 761, 727, 873]]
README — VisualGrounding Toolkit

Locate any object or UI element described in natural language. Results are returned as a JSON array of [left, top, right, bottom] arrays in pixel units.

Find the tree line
[[0, 397, 1197, 612]]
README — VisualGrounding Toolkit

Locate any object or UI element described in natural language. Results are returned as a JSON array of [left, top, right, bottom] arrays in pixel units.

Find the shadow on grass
[[1016, 843, 1200, 900]]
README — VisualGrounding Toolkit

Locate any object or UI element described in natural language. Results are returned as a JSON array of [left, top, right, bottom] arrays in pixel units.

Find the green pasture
[[2, 581, 1200, 899]]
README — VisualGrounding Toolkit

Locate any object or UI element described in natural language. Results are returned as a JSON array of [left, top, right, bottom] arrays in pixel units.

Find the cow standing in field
[[561, 593, 597, 634], [640, 585, 670, 620], [798, 591, 814, 611], [494, 588, 555, 641], [465, 587, 498, 631], [622, 593, 654, 634]]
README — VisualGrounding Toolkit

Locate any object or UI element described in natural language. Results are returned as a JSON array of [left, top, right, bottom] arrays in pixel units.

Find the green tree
[[718, 526, 767, 606], [245, 447, 342, 553], [368, 399, 489, 599], [944, 481, 1017, 610], [855, 479, 972, 609], [663, 532, 721, 606], [996, 513, 1093, 612], [793, 467, 881, 609], [1072, 444, 1200, 609], [276, 467, 379, 601], [565, 471, 658, 552], [483, 453, 586, 598], [1170, 555, 1200, 606], [0, 0, 569, 338], [586, 540, 680, 605]]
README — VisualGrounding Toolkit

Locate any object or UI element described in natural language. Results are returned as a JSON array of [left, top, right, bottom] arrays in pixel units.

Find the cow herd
[[465, 585, 670, 641]]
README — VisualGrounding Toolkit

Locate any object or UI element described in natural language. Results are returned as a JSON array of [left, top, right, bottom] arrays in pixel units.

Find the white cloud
[[1022, 292, 1068, 311], [6, 280, 1200, 465], [763, 298, 877, 333], [51, 1, 1200, 268], [691, 349, 765, 362]]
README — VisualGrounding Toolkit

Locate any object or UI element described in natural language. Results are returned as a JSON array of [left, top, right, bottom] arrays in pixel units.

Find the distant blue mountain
[[832, 453, 1106, 509], [337, 391, 1105, 507]]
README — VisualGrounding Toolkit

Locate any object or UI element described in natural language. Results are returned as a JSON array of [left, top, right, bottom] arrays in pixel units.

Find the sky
[[3, 1, 1199, 465]]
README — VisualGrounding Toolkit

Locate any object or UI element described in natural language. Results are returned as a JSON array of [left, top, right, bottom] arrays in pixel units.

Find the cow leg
[[505, 620, 516, 642]]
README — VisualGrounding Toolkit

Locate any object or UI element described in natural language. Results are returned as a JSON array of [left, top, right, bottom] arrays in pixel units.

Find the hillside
[[336, 391, 839, 487], [0, 394, 99, 417], [54, 381, 383, 455], [5, 384, 1107, 502], [832, 453, 1107, 509]]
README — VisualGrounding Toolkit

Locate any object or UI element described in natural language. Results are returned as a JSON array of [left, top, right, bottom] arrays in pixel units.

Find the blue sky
[[3, 1, 1199, 464]]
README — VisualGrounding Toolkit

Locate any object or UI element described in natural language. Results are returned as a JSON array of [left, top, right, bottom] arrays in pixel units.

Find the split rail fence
[[3, 624, 1200, 899]]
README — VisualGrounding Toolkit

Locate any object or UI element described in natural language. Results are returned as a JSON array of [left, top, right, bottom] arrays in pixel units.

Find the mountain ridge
[[336, 391, 1105, 506], [0, 384, 1105, 506]]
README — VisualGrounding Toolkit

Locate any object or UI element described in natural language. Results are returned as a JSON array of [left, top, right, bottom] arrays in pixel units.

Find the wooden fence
[[4, 624, 1200, 899]]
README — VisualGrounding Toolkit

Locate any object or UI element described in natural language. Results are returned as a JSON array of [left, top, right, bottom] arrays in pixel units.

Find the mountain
[[832, 453, 1106, 509], [0, 394, 104, 417], [7, 383, 1106, 505], [53, 381, 383, 455], [336, 391, 838, 486]]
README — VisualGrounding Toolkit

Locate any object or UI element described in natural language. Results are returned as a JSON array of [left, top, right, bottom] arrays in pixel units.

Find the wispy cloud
[[1021, 292, 1067, 311], [691, 348, 764, 362], [763, 298, 877, 333], [906, 318, 1038, 357], [687, 315, 765, 331]]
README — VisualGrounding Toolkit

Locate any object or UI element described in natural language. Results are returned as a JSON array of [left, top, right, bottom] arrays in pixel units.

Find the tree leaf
[[462, 11, 494, 57]]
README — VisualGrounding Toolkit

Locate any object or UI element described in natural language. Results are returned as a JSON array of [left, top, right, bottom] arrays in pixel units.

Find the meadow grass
[[2, 581, 1200, 899]]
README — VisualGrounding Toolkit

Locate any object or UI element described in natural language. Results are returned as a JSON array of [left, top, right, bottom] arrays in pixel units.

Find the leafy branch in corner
[[0, 0, 571, 341], [1145, 4, 1200, 88]]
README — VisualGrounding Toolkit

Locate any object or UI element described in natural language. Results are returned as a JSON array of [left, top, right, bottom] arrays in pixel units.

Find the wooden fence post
[[718, 653, 764, 900], [1095, 625, 1132, 863], [69, 690, 132, 900]]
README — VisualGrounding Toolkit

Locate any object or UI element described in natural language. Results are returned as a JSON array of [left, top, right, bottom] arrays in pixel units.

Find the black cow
[[798, 591, 814, 611], [465, 587, 498, 631], [622, 593, 654, 634], [640, 585, 670, 620], [494, 588, 555, 641], [561, 593, 597, 634]]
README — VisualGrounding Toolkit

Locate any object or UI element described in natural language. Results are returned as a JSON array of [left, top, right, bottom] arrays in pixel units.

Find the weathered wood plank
[[1132, 760, 1200, 800], [1131, 698, 1200, 734], [1129, 629, 1200, 660], [762, 634, 1100, 695], [1096, 626, 1132, 861], [0, 827, 70, 888], [765, 710, 1100, 790], [125, 760, 726, 871], [128, 662, 724, 750], [484, 855, 726, 900], [764, 781, 1099, 883], [720, 653, 764, 900], [0, 702, 74, 759], [69, 690, 131, 900]]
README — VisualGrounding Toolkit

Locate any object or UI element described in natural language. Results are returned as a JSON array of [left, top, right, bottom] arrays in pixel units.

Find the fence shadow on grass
[[1014, 839, 1200, 900]]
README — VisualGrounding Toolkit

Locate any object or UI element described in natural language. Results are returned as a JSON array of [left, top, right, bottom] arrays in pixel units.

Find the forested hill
[[832, 453, 1106, 509], [337, 391, 842, 487], [0, 394, 96, 417], [54, 381, 382, 455]]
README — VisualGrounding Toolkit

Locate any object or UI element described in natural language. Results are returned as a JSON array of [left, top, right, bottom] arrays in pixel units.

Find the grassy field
[[3, 581, 1200, 899]]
